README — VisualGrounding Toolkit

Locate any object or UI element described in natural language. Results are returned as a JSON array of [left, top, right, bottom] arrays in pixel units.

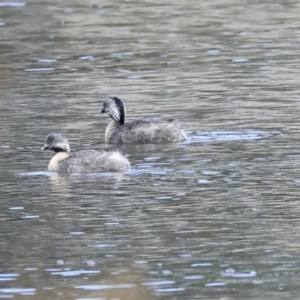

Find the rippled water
[[1, 0, 300, 299]]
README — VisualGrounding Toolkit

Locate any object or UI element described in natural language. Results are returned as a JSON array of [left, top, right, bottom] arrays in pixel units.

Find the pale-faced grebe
[[42, 132, 130, 173]]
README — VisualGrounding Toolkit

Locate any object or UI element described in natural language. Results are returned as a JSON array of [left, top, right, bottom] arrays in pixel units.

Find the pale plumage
[[101, 97, 187, 144], [42, 132, 130, 173]]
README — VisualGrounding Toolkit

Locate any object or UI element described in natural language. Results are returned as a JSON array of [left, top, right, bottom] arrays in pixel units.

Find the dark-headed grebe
[[101, 97, 187, 144]]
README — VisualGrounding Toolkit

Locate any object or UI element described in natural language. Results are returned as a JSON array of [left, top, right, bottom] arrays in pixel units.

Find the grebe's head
[[101, 96, 126, 125], [41, 132, 70, 153]]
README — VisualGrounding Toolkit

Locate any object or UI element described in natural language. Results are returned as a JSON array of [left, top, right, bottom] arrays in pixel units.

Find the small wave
[[184, 130, 279, 144], [18, 171, 55, 177]]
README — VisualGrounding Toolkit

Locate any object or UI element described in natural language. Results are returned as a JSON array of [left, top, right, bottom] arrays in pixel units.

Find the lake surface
[[1, 0, 300, 299]]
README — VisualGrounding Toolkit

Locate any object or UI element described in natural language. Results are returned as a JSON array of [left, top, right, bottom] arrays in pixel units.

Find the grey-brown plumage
[[101, 97, 187, 144], [41, 132, 130, 173]]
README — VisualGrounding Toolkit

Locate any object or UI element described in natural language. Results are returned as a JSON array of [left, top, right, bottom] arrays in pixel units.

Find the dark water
[[1, 0, 300, 299]]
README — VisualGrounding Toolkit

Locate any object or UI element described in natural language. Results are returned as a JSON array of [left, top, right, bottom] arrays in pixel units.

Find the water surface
[[1, 0, 300, 299]]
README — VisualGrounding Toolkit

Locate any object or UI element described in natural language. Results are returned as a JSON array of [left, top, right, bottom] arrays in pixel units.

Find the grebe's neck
[[105, 120, 122, 143], [48, 151, 69, 172]]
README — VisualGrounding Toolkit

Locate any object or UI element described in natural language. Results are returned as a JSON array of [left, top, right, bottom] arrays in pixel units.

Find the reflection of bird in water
[[42, 132, 130, 173], [101, 96, 187, 144], [47, 172, 126, 202]]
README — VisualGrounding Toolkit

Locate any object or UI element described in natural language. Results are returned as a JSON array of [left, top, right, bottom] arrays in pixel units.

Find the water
[[1, 0, 300, 299]]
